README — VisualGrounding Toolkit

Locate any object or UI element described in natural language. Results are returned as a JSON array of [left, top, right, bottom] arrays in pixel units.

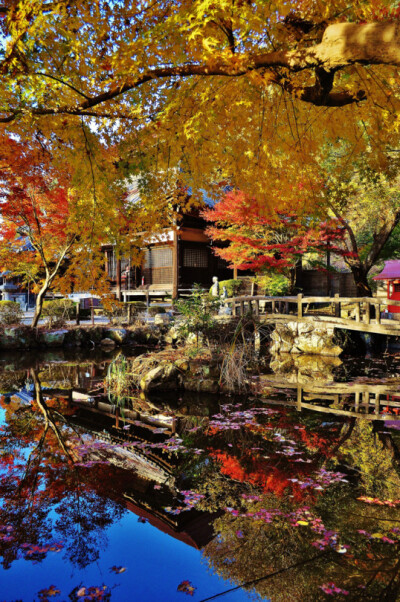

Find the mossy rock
[[39, 329, 69, 347], [0, 326, 38, 349]]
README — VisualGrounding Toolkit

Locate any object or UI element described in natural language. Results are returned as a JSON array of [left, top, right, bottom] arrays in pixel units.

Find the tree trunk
[[349, 264, 372, 297], [31, 279, 50, 328]]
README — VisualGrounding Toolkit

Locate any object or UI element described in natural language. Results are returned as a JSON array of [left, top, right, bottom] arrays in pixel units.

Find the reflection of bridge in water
[[258, 377, 400, 421], [226, 294, 400, 336]]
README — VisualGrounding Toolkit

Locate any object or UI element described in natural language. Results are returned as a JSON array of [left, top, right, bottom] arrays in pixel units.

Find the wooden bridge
[[224, 294, 400, 336], [257, 377, 400, 421]]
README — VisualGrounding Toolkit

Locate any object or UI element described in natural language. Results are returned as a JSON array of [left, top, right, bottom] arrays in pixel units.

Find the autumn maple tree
[[0, 1, 399, 204], [0, 137, 130, 326], [203, 189, 349, 286]]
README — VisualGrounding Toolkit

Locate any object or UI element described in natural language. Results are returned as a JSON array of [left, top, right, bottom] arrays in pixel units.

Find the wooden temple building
[[103, 191, 235, 300]]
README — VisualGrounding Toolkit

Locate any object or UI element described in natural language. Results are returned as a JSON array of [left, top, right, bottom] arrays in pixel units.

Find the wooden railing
[[224, 294, 400, 333], [257, 378, 400, 420]]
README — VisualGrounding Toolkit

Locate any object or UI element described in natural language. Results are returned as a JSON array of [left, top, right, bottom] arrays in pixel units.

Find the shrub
[[175, 284, 221, 347], [42, 298, 77, 326], [209, 279, 243, 298], [0, 300, 23, 325], [104, 301, 147, 323], [258, 274, 290, 296], [146, 305, 167, 316]]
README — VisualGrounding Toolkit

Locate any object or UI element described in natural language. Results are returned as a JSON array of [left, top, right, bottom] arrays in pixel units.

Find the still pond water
[[1, 348, 400, 601]]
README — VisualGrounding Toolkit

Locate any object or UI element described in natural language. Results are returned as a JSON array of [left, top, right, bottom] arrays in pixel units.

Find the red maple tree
[[203, 190, 351, 275]]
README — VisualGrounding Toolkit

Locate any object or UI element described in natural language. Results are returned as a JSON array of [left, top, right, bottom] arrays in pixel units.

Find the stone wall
[[0, 325, 161, 350]]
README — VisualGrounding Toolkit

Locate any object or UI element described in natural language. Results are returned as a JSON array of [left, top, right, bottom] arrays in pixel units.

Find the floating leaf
[[110, 565, 126, 574], [177, 580, 196, 595]]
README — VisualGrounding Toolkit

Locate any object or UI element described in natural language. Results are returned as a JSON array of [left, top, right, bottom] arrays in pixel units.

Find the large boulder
[[39, 329, 69, 347], [140, 363, 180, 392], [0, 326, 37, 349], [100, 337, 116, 348], [270, 321, 343, 356], [104, 327, 128, 345]]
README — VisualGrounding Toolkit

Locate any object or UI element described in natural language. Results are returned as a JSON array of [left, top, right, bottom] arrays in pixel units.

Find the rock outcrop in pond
[[270, 322, 343, 356], [130, 351, 222, 394]]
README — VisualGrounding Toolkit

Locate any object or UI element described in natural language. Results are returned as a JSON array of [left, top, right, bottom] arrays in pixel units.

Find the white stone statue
[[211, 276, 219, 297]]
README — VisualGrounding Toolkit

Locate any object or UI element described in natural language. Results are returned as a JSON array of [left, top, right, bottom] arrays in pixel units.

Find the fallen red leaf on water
[[177, 580, 196, 595], [38, 585, 61, 600], [110, 565, 126, 574]]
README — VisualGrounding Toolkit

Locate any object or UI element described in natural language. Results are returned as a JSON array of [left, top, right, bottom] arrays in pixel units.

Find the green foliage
[[340, 421, 400, 499], [105, 355, 133, 418], [42, 299, 77, 327], [175, 284, 220, 347], [209, 279, 243, 298], [43, 299, 77, 318], [257, 274, 290, 296], [146, 305, 166, 316], [0, 301, 23, 325]]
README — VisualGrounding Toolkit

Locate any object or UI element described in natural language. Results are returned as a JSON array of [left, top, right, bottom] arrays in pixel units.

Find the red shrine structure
[[374, 260, 400, 314]]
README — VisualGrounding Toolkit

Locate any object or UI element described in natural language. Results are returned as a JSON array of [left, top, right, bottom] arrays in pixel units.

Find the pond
[[1, 349, 400, 601]]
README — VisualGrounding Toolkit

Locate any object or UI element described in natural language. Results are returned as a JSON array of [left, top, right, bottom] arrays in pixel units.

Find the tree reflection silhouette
[[0, 368, 124, 570]]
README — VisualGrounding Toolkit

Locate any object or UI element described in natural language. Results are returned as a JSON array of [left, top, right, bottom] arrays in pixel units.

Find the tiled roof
[[373, 260, 400, 280]]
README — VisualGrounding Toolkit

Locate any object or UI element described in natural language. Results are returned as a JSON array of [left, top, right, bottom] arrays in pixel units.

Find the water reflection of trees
[[182, 407, 400, 601], [0, 368, 124, 570], [2, 356, 400, 600]]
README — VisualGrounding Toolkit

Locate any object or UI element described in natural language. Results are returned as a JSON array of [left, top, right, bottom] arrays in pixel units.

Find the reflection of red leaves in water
[[20, 540, 63, 560], [38, 585, 61, 600], [212, 451, 307, 501], [177, 580, 196, 595]]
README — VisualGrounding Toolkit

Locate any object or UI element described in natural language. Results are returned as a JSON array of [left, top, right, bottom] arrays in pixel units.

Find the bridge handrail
[[226, 294, 400, 306]]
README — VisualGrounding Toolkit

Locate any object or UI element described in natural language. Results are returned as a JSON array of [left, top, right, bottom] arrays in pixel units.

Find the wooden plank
[[355, 302, 360, 322]]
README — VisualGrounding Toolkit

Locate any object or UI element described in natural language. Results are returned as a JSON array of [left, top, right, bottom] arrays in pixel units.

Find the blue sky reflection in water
[[1, 354, 400, 601]]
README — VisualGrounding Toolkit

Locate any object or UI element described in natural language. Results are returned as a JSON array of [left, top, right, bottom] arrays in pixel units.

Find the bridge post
[[376, 303, 381, 324], [355, 302, 360, 322], [297, 293, 303, 318], [240, 299, 245, 315], [364, 300, 370, 325], [272, 300, 276, 314], [354, 391, 360, 412], [296, 386, 303, 411], [375, 393, 380, 415], [334, 293, 340, 318]]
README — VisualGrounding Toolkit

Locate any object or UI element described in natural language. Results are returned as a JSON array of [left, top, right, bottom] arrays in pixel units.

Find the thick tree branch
[[1, 21, 400, 121]]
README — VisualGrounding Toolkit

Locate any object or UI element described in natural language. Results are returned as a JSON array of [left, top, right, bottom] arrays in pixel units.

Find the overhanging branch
[[1, 21, 399, 121]]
